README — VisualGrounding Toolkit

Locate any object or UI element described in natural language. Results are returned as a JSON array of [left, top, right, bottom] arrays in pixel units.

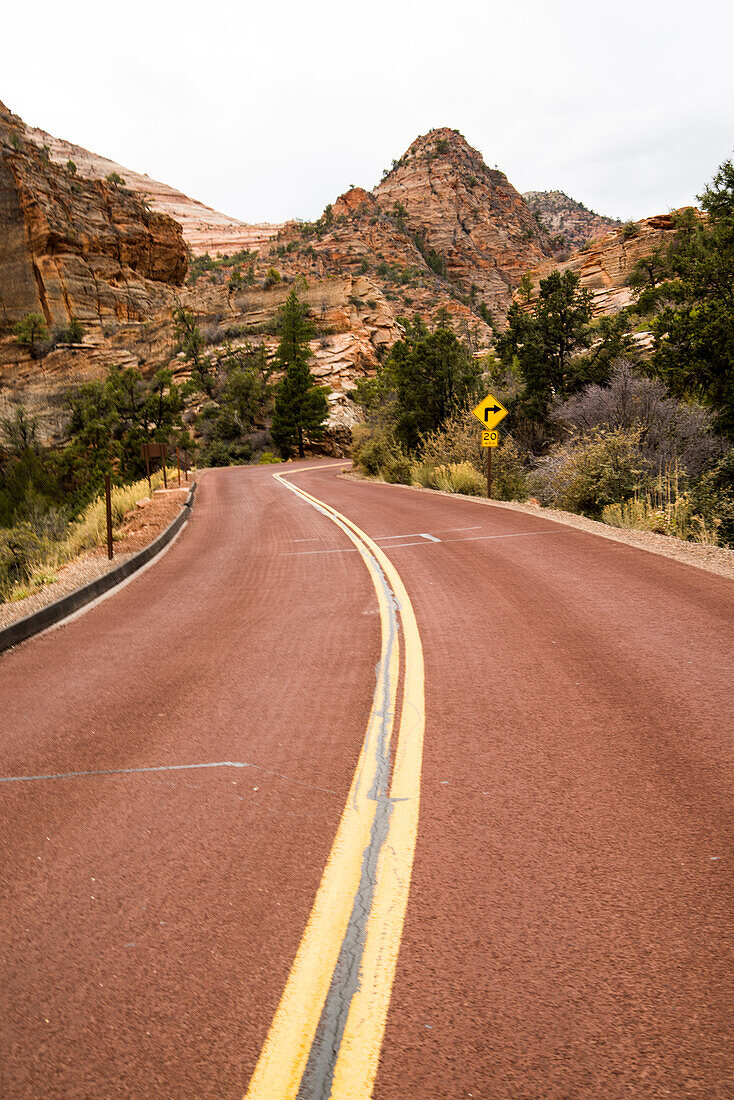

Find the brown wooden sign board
[[140, 442, 167, 459]]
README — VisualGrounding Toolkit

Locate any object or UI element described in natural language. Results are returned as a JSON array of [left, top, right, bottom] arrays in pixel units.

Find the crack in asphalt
[[0, 759, 338, 795], [297, 553, 401, 1099]]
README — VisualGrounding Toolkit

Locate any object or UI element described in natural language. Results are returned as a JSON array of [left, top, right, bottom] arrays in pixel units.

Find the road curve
[[1, 461, 732, 1098]]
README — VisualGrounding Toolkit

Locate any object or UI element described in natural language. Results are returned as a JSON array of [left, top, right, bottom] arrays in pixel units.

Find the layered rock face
[[1, 102, 661, 447], [179, 273, 401, 436], [231, 129, 558, 348], [25, 123, 282, 258], [0, 101, 187, 329], [374, 129, 552, 311], [519, 213, 682, 316], [523, 190, 621, 252]]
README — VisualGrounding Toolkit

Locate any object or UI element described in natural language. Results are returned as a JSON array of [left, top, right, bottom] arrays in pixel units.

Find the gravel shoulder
[[342, 473, 734, 582], [0, 487, 191, 630]]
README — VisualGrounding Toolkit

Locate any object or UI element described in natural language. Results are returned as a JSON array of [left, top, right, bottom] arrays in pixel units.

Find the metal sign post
[[144, 446, 151, 494], [481, 429, 499, 497]]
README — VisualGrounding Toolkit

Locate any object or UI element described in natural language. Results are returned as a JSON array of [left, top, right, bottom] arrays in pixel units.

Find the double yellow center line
[[245, 468, 425, 1099]]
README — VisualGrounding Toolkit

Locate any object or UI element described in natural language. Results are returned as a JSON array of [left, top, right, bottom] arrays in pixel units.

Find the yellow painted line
[[245, 468, 425, 1099]]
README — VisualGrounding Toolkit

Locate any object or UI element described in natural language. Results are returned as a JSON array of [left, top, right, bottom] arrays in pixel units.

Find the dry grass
[[412, 461, 485, 496], [2, 469, 177, 602], [601, 464, 721, 545]]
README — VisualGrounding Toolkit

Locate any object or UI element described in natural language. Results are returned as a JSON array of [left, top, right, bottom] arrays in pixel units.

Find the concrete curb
[[0, 482, 197, 656]]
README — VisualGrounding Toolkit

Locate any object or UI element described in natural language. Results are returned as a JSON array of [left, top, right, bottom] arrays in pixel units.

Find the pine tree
[[271, 291, 329, 457], [650, 160, 734, 439]]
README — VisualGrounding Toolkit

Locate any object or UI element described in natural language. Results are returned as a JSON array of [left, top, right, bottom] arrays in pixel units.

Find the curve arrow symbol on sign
[[472, 393, 508, 431]]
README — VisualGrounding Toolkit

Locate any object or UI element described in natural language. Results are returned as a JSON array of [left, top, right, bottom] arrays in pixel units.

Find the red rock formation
[[24, 121, 282, 258], [0, 100, 187, 329], [520, 213, 686, 317], [374, 128, 552, 312], [522, 190, 621, 252]]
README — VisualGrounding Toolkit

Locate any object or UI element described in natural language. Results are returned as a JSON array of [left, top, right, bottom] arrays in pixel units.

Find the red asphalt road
[[1, 462, 732, 1098]]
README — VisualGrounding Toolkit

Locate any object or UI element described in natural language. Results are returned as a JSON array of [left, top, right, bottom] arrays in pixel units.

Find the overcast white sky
[[4, 0, 732, 225]]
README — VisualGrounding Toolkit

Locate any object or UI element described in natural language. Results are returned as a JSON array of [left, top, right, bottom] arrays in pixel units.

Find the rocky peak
[[522, 189, 621, 253], [332, 187, 376, 217], [372, 128, 553, 314]]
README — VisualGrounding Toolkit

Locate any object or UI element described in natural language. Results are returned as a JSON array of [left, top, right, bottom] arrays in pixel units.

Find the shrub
[[13, 313, 49, 357], [52, 317, 84, 344], [689, 450, 734, 546], [601, 462, 724, 544], [105, 171, 125, 187], [412, 461, 485, 496], [530, 429, 648, 517], [0, 523, 49, 596], [419, 410, 528, 501], [257, 451, 282, 464], [264, 268, 281, 288], [351, 424, 411, 483], [554, 362, 723, 478], [601, 496, 718, 543], [0, 470, 174, 601]]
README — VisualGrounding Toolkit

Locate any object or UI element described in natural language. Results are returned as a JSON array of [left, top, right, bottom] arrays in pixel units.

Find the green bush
[[530, 429, 647, 517], [0, 523, 49, 596], [13, 313, 49, 357], [688, 450, 734, 546], [52, 317, 84, 344], [351, 424, 411, 483]]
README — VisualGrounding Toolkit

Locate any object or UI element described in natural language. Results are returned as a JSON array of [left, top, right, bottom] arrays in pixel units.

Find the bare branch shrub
[[553, 361, 724, 478]]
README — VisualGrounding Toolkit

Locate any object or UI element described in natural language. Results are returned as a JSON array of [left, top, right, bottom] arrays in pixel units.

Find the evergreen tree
[[271, 291, 329, 457], [496, 270, 596, 449], [498, 270, 594, 407], [387, 321, 482, 451], [650, 161, 734, 439]]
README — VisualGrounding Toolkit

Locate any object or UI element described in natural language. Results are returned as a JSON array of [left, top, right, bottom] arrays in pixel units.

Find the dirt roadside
[[0, 486, 191, 630]]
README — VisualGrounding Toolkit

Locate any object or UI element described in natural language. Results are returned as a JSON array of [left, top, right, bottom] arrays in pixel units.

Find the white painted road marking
[[284, 528, 571, 556]]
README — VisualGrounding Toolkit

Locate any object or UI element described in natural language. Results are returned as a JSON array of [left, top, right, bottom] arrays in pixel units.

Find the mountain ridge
[[0, 101, 671, 446]]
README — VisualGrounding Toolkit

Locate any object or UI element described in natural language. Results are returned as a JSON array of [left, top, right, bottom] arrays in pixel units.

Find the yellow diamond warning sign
[[472, 393, 508, 432]]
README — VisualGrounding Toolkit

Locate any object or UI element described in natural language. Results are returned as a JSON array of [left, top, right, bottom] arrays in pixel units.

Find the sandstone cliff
[[520, 213, 683, 316], [209, 128, 557, 350], [1, 102, 676, 448], [0, 100, 187, 329], [25, 122, 282, 258], [523, 190, 621, 252]]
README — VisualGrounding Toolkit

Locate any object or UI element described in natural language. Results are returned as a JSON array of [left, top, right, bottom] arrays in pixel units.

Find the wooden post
[[104, 474, 114, 560], [487, 447, 492, 499], [176, 446, 181, 487], [145, 446, 151, 495], [162, 445, 168, 489]]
